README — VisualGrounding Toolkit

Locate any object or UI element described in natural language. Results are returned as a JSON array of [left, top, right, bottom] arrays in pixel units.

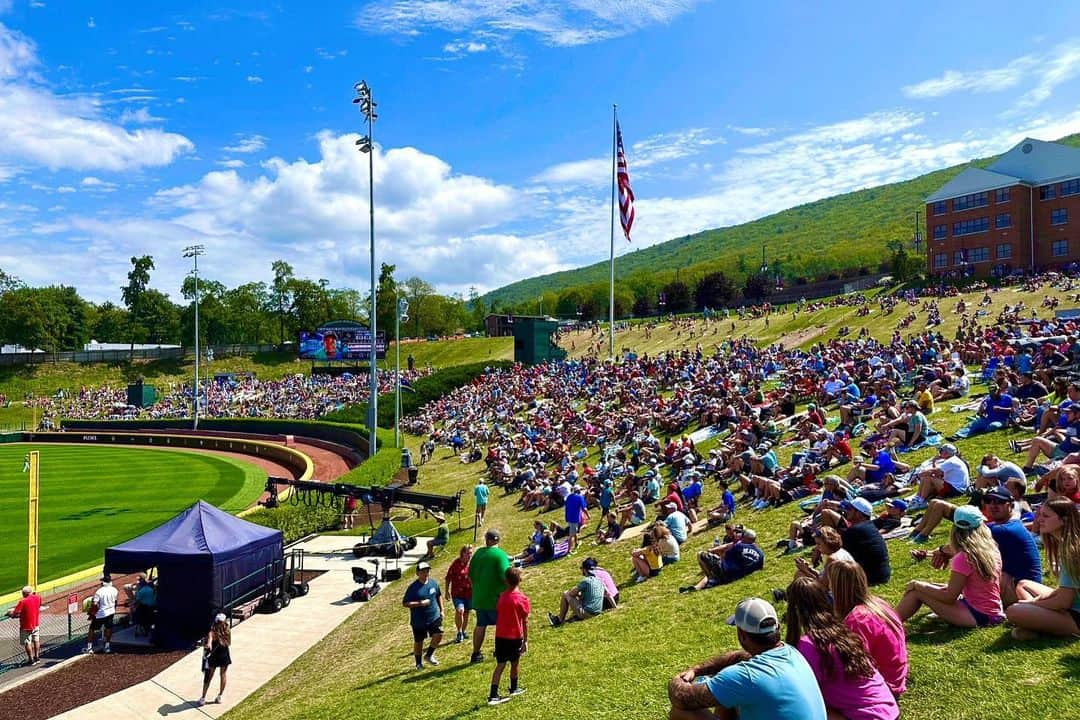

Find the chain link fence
[[0, 610, 89, 674]]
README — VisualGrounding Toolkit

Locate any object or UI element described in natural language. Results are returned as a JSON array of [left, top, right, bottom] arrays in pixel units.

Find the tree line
[[0, 258, 488, 355]]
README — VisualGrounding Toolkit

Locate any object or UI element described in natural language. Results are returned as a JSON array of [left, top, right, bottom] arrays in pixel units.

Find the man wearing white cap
[[668, 597, 826, 719], [908, 443, 969, 511]]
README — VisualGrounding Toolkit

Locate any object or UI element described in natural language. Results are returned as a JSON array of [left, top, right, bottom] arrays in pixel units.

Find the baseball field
[[0, 444, 266, 595]]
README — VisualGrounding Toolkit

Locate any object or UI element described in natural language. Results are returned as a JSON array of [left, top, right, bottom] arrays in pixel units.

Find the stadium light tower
[[353, 80, 378, 458], [183, 245, 205, 430]]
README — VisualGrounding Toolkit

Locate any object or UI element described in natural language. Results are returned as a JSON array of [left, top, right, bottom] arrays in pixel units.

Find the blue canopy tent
[[104, 500, 284, 648]]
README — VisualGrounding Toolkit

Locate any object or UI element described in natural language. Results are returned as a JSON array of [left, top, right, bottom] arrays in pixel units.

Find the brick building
[[925, 138, 1080, 278]]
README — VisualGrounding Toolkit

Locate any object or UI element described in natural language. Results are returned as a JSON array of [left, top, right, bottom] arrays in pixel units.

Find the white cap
[[214, 613, 227, 623], [726, 597, 779, 634]]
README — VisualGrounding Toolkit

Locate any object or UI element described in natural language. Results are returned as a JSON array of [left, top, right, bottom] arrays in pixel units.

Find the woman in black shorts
[[198, 613, 232, 706]]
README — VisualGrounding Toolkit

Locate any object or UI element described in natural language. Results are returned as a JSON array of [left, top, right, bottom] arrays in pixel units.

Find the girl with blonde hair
[[1006, 499, 1080, 640], [826, 560, 908, 696], [896, 505, 1004, 628]]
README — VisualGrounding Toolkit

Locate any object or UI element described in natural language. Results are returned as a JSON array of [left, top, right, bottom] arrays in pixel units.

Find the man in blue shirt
[[563, 486, 587, 553], [474, 478, 490, 526], [957, 386, 1014, 437], [668, 597, 826, 720], [402, 562, 443, 670]]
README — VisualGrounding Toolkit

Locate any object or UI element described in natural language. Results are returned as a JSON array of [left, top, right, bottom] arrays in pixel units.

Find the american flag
[[616, 121, 635, 242]]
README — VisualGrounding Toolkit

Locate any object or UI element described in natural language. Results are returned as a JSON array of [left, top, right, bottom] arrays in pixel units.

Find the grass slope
[[0, 444, 264, 594], [0, 337, 512, 406], [484, 134, 1080, 308], [227, 284, 1080, 720]]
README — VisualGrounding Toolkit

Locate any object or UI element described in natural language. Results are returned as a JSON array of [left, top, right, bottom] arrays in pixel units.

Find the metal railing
[[0, 343, 284, 367], [0, 610, 89, 675]]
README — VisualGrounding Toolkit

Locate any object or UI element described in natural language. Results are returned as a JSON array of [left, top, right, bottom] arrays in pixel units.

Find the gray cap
[[940, 443, 958, 456], [726, 597, 779, 634]]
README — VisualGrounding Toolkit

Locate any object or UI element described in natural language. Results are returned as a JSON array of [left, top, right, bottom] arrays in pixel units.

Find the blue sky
[[3, 1, 1080, 303]]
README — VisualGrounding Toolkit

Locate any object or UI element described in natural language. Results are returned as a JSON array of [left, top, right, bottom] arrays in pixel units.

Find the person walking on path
[[446, 545, 474, 643], [474, 478, 490, 527], [487, 567, 530, 706], [197, 613, 232, 706], [469, 529, 511, 663], [402, 562, 444, 669], [86, 574, 118, 654], [7, 585, 42, 665]]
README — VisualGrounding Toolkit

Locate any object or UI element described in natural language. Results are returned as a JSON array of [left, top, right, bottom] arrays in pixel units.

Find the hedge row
[[325, 360, 515, 429]]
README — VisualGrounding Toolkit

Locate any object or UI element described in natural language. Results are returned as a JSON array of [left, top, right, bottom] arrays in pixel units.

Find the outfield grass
[[0, 444, 265, 595], [225, 283, 1080, 720]]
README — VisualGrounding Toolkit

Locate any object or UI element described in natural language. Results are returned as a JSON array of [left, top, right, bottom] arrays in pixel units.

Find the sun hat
[[726, 598, 779, 634], [952, 505, 984, 530]]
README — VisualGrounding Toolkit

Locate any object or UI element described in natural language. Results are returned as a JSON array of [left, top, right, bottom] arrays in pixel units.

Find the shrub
[[244, 501, 342, 544]]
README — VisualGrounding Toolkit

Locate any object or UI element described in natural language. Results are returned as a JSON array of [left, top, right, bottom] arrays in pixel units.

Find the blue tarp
[[104, 500, 284, 648]]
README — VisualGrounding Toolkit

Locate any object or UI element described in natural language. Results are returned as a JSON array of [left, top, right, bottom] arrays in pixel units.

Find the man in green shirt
[[547, 559, 606, 626], [468, 529, 511, 663]]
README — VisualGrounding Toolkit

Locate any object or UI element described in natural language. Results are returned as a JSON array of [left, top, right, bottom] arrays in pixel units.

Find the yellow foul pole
[[26, 451, 40, 588]]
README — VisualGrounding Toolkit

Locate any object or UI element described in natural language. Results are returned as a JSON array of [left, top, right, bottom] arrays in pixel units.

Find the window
[[954, 250, 966, 265], [1052, 208, 1068, 225], [932, 200, 948, 215], [953, 217, 989, 236], [933, 224, 947, 240], [953, 192, 988, 211], [995, 187, 1011, 203], [995, 212, 1012, 228], [997, 243, 1013, 260], [1053, 239, 1069, 257], [1062, 179, 1080, 197], [934, 253, 948, 269], [968, 247, 989, 263], [1040, 184, 1057, 200]]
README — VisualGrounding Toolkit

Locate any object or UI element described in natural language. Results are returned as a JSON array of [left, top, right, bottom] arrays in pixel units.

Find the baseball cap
[[841, 497, 874, 517], [214, 613, 227, 623], [416, 561, 432, 572], [726, 598, 780, 635], [740, 528, 757, 542], [581, 557, 598, 571], [485, 529, 501, 543], [953, 505, 984, 530], [984, 486, 1013, 503], [889, 499, 909, 511], [101, 573, 112, 583], [939, 443, 958, 456], [664, 502, 677, 510]]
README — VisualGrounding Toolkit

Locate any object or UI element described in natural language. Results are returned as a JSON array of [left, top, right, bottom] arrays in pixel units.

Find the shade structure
[[105, 500, 284, 647]]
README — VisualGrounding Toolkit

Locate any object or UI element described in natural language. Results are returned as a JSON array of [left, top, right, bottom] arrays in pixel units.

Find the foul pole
[[25, 451, 40, 587]]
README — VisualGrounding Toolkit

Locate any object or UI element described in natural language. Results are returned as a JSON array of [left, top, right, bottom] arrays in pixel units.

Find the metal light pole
[[395, 297, 409, 448], [354, 80, 378, 457], [183, 245, 204, 430]]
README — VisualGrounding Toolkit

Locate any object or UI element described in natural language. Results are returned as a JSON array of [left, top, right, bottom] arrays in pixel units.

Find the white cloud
[[246, 75, 263, 84], [222, 134, 266, 154], [355, 0, 703, 47], [216, 159, 245, 168], [727, 125, 774, 137], [904, 41, 1080, 113], [173, 75, 206, 83], [118, 106, 162, 124], [303, 65, 313, 73], [56, 185, 75, 193], [0, 24, 193, 172], [443, 40, 488, 54], [81, 176, 117, 191]]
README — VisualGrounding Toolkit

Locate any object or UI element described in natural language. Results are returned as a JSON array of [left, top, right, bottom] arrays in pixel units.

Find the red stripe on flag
[[616, 121, 635, 242]]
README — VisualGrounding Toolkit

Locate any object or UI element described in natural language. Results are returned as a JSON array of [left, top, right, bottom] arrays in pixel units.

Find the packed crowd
[[26, 367, 435, 424], [405, 278, 1080, 719]]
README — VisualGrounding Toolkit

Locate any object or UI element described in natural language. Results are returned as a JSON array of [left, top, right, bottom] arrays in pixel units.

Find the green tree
[[661, 280, 692, 313], [224, 282, 272, 343], [694, 271, 735, 309], [375, 263, 398, 338], [138, 289, 182, 344], [271, 260, 295, 343], [121, 255, 155, 357], [90, 302, 129, 343], [402, 276, 435, 339]]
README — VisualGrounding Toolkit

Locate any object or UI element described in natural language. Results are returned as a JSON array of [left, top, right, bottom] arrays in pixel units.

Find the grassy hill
[[484, 133, 1080, 309], [226, 281, 1080, 720]]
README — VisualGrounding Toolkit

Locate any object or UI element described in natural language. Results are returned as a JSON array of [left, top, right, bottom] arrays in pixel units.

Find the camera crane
[[260, 476, 462, 558]]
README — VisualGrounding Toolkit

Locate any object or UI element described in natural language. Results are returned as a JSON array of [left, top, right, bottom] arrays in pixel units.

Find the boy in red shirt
[[488, 567, 530, 706], [7, 585, 42, 665]]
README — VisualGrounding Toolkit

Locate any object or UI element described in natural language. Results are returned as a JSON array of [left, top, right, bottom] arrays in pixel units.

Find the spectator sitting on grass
[[820, 497, 892, 587], [906, 443, 969, 511], [667, 597, 826, 720], [783, 577, 900, 720], [583, 558, 620, 609], [897, 506, 1005, 628], [951, 385, 1014, 439], [1007, 499, 1080, 640], [663, 502, 692, 544], [707, 481, 737, 526], [972, 453, 1026, 490], [595, 511, 623, 545], [790, 527, 853, 589], [826, 561, 908, 697], [630, 529, 663, 583], [547, 558, 610, 627], [618, 490, 647, 528], [679, 527, 764, 593], [425, 513, 450, 559]]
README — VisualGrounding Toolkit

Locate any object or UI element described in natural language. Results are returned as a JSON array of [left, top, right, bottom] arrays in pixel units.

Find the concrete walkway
[[49, 535, 431, 720]]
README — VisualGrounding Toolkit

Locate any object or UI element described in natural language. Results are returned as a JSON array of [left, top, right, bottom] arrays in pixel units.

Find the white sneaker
[[214, 695, 223, 704]]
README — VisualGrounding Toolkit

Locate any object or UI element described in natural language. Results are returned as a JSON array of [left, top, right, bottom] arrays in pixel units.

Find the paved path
[[48, 535, 431, 720]]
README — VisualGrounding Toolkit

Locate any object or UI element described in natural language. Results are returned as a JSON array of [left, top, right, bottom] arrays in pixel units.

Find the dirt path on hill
[[777, 324, 829, 347]]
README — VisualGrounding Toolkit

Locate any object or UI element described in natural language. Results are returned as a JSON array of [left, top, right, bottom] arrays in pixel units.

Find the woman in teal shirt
[[1007, 499, 1080, 640]]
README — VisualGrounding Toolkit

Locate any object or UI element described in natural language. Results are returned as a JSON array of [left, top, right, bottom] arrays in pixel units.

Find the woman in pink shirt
[[896, 505, 1004, 627], [827, 560, 908, 697], [784, 577, 899, 720]]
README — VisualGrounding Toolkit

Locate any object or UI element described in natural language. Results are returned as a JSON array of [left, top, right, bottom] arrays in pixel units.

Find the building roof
[[987, 137, 1080, 185], [926, 137, 1080, 204], [925, 167, 1022, 203]]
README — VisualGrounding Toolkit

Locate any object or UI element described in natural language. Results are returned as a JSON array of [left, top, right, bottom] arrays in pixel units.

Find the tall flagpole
[[609, 104, 617, 360]]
